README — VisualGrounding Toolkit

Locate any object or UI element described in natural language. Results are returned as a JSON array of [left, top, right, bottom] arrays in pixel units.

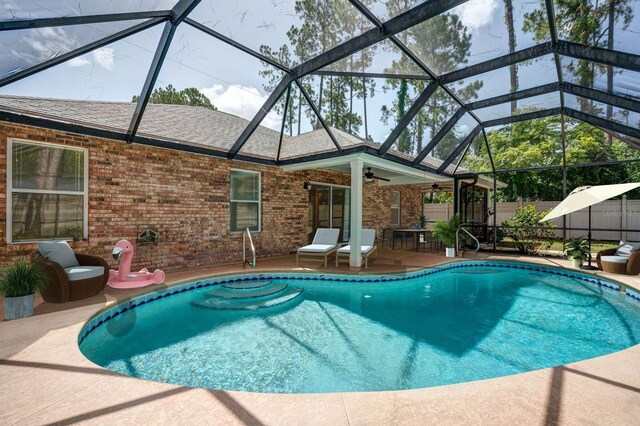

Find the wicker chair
[[31, 250, 109, 303], [596, 248, 640, 276]]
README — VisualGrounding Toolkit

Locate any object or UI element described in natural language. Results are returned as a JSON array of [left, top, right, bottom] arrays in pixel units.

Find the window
[[230, 169, 261, 232], [8, 139, 87, 243], [391, 191, 401, 227]]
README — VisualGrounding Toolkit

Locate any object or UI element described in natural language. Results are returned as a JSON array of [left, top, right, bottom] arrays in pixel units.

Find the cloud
[[201, 84, 281, 130], [16, 27, 79, 64], [455, 0, 499, 32], [67, 56, 90, 67], [91, 47, 114, 70], [65, 47, 115, 70]]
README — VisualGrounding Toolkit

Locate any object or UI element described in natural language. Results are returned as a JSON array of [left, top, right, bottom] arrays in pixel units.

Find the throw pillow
[[38, 241, 79, 268]]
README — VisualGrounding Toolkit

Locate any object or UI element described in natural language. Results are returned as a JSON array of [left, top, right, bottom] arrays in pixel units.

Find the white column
[[350, 158, 363, 267]]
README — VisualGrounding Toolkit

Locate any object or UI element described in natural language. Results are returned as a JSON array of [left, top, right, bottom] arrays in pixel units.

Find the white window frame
[[6, 138, 89, 244], [230, 169, 261, 233], [391, 190, 401, 227]]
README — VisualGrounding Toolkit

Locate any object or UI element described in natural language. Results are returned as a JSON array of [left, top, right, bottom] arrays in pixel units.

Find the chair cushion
[[38, 241, 79, 268], [601, 255, 629, 264], [615, 241, 640, 258], [338, 245, 374, 254], [64, 266, 105, 281], [298, 244, 335, 253]]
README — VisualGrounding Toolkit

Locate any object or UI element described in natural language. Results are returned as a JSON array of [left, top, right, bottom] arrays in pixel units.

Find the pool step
[[221, 280, 272, 290], [191, 288, 303, 311], [205, 283, 287, 299]]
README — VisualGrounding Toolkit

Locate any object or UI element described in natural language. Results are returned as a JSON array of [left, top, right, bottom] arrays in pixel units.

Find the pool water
[[79, 262, 640, 393]]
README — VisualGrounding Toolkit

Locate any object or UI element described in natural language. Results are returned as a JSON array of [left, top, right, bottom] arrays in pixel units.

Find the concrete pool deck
[[1, 250, 639, 425]]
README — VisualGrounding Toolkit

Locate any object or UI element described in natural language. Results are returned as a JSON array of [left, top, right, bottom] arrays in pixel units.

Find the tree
[[381, 4, 482, 155], [463, 115, 640, 201], [504, 0, 518, 113], [132, 85, 216, 110], [258, 0, 374, 136], [523, 0, 633, 110]]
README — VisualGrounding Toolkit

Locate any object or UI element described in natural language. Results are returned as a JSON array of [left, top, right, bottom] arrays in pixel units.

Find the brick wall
[[0, 121, 425, 271]]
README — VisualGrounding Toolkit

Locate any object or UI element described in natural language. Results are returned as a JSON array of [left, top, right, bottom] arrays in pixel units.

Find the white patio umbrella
[[540, 182, 640, 269]]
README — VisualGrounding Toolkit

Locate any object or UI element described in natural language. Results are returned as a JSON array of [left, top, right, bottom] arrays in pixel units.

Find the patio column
[[350, 158, 363, 267]]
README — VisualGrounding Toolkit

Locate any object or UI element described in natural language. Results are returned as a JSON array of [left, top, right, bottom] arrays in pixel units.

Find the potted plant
[[432, 214, 461, 258], [563, 237, 590, 268], [416, 214, 427, 229], [0, 261, 48, 320]]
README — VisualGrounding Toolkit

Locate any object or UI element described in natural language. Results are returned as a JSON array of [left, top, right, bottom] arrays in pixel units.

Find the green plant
[[0, 261, 48, 298], [563, 237, 590, 261], [502, 205, 556, 255], [416, 214, 427, 228], [432, 214, 461, 248]]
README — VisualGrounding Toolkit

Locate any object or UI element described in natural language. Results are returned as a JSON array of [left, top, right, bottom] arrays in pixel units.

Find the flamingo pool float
[[108, 239, 165, 289]]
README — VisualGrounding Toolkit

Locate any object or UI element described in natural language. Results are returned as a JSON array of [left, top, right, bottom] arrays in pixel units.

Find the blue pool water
[[79, 262, 640, 393]]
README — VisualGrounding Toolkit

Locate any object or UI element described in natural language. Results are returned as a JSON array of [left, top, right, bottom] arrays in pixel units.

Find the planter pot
[[3, 294, 35, 320], [445, 247, 456, 258], [571, 258, 583, 269]]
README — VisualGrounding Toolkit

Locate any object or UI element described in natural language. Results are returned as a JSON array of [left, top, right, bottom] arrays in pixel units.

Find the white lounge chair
[[297, 228, 340, 267], [336, 229, 377, 269]]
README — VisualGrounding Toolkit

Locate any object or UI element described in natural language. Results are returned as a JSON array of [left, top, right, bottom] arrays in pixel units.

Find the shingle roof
[[0, 95, 462, 172]]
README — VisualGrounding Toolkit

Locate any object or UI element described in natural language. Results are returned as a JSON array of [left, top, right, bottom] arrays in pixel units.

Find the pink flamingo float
[[108, 239, 165, 289]]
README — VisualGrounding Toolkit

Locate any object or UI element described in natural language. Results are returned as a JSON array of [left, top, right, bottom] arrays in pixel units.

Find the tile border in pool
[[77, 260, 637, 346]]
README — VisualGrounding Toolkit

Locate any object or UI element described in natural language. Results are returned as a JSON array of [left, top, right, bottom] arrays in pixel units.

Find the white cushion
[[38, 241, 79, 268], [338, 245, 374, 254], [615, 241, 640, 258], [311, 229, 340, 246], [601, 255, 629, 264], [64, 266, 105, 281], [298, 244, 335, 253]]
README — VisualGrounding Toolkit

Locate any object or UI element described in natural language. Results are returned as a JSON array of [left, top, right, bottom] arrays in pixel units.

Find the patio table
[[391, 228, 431, 251]]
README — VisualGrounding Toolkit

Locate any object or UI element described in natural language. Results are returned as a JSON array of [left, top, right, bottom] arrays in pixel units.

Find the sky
[[1, 0, 638, 144]]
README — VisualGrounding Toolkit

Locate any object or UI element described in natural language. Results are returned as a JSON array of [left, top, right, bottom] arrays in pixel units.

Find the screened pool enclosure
[[1, 0, 638, 174]]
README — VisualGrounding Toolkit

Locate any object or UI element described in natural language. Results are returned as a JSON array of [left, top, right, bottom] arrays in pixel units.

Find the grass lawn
[[498, 238, 619, 255]]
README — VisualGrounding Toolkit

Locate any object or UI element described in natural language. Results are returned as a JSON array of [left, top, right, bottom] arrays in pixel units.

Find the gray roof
[[0, 95, 462, 172]]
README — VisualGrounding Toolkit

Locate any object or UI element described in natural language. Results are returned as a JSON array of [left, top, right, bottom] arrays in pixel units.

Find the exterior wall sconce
[[304, 182, 311, 191]]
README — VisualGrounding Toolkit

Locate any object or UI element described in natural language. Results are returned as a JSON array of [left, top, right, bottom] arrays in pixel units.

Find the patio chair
[[596, 241, 640, 275], [32, 241, 109, 303], [336, 229, 377, 269], [296, 228, 340, 267]]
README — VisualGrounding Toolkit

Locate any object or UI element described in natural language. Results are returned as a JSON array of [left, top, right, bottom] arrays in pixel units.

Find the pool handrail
[[456, 227, 480, 254], [243, 228, 256, 269]]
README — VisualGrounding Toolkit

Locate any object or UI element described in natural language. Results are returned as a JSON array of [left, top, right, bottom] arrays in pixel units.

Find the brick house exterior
[[1, 120, 424, 271]]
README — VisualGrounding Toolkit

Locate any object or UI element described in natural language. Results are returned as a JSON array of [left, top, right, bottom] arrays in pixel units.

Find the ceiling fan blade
[[373, 176, 390, 182]]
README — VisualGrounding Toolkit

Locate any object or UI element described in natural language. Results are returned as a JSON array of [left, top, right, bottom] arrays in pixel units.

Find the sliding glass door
[[308, 184, 350, 243]]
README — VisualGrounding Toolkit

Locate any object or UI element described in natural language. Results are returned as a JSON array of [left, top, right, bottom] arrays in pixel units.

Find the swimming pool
[[79, 261, 640, 393]]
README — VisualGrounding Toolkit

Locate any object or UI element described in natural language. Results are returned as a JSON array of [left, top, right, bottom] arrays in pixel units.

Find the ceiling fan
[[364, 167, 390, 182], [426, 182, 452, 192]]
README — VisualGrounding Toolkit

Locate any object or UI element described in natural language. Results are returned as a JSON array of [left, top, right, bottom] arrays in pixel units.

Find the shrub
[[502, 205, 556, 255], [0, 261, 48, 298], [432, 214, 461, 248]]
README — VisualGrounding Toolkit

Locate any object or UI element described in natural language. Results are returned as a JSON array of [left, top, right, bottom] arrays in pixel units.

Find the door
[[308, 185, 350, 243]]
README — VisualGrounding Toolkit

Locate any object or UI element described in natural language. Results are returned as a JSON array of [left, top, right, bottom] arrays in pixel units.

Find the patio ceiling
[[1, 0, 639, 176]]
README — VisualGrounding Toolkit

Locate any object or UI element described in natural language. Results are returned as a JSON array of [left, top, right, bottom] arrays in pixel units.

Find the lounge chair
[[32, 241, 108, 303], [596, 241, 640, 275], [336, 229, 377, 269], [297, 228, 340, 267]]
